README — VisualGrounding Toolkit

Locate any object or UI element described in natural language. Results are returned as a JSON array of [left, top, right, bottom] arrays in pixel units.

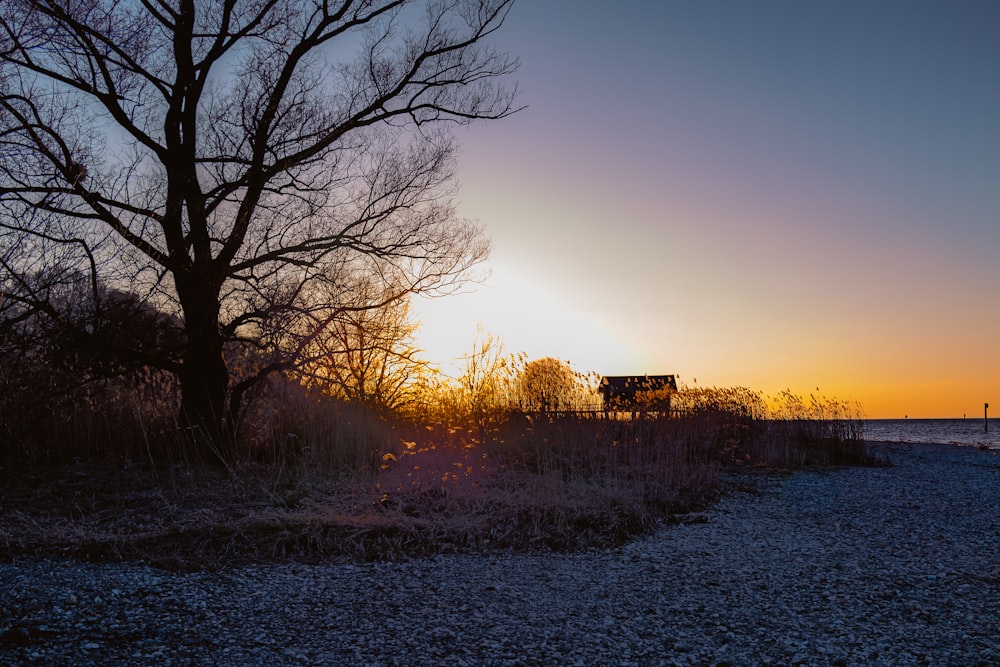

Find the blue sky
[[412, 0, 1000, 418]]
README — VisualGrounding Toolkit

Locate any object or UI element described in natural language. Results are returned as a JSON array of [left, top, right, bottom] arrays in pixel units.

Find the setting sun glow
[[410, 1, 1000, 419]]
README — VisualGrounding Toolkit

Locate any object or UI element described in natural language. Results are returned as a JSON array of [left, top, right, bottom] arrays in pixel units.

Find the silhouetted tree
[[293, 271, 427, 415], [0, 0, 518, 456], [0, 271, 182, 457]]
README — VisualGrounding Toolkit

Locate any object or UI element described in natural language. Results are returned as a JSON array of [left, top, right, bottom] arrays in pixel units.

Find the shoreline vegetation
[[1, 367, 885, 570]]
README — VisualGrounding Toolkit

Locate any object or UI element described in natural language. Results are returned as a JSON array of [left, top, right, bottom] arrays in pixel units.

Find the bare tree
[[0, 0, 518, 453], [293, 269, 427, 415], [454, 326, 519, 426]]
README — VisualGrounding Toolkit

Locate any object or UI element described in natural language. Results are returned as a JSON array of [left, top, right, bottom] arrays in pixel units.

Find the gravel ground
[[2, 442, 999, 666]]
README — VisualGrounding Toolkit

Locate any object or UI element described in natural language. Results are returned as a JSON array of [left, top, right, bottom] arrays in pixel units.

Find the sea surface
[[863, 419, 1000, 450]]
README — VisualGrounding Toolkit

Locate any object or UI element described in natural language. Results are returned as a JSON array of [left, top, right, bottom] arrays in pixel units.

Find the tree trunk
[[177, 284, 229, 462]]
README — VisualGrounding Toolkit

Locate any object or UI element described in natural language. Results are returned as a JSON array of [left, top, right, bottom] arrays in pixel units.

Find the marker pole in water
[[986, 403, 990, 433]]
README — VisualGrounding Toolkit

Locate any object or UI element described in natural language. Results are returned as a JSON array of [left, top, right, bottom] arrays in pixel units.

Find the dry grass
[[0, 377, 882, 569], [0, 459, 671, 570]]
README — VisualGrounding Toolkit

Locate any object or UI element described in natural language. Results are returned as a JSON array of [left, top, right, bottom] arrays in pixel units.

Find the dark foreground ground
[[0, 454, 704, 569], [2, 442, 999, 666]]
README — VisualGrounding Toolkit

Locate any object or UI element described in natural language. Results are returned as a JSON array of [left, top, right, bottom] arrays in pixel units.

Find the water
[[864, 419, 1000, 450]]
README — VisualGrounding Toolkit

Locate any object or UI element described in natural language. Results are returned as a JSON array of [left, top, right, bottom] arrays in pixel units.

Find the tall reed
[[3, 339, 884, 562]]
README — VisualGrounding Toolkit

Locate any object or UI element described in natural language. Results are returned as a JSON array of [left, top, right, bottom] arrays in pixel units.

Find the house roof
[[598, 375, 677, 396]]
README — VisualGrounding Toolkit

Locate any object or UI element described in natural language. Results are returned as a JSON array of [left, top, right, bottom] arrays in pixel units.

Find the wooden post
[[986, 403, 990, 433]]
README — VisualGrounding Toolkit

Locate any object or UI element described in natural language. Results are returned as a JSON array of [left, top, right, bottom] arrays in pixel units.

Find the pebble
[[1, 443, 998, 666]]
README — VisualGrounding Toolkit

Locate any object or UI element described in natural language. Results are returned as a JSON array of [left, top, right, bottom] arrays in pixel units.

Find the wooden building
[[598, 375, 677, 413]]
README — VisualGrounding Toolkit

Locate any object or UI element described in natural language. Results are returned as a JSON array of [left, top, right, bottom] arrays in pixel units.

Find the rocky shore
[[3, 442, 999, 666]]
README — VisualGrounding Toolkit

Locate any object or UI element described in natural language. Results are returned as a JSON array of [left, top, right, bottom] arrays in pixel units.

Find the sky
[[410, 0, 1000, 419]]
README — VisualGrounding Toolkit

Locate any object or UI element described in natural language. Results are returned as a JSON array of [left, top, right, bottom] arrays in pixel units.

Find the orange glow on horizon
[[411, 268, 996, 421]]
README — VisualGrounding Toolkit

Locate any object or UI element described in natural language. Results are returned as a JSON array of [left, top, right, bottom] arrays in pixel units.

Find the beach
[[2, 442, 999, 666]]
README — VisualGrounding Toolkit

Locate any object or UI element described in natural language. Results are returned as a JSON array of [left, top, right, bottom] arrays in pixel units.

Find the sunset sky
[[411, 0, 1000, 419]]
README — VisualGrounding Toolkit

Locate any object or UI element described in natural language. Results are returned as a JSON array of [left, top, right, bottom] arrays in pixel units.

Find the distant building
[[598, 375, 677, 413]]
